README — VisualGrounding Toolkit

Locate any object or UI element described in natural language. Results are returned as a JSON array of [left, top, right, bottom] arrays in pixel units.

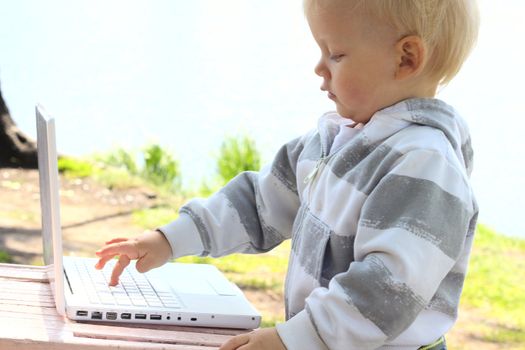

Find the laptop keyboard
[[70, 259, 182, 309]]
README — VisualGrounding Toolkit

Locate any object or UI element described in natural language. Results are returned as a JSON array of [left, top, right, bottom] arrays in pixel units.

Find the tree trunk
[[0, 85, 38, 168]]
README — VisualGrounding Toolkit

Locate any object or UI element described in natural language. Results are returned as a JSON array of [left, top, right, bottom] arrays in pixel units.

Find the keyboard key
[[147, 301, 163, 307], [131, 298, 148, 307], [74, 259, 184, 310]]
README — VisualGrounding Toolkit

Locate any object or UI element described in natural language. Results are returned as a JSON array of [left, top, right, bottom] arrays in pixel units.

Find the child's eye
[[329, 54, 345, 62]]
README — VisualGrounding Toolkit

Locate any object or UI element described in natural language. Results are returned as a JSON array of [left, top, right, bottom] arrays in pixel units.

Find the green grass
[[0, 250, 13, 263], [132, 207, 179, 229], [0, 210, 39, 224], [459, 224, 525, 346], [58, 157, 94, 178]]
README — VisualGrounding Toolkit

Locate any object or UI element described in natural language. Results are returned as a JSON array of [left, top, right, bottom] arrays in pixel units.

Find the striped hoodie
[[160, 98, 478, 350]]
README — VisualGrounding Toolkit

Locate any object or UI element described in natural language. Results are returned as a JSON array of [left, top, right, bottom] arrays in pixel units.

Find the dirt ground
[[0, 168, 515, 349]]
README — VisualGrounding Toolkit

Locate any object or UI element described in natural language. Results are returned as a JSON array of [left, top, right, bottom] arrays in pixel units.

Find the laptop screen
[[36, 104, 66, 315]]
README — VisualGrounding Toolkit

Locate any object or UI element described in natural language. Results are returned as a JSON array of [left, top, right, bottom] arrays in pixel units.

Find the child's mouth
[[328, 92, 336, 100]]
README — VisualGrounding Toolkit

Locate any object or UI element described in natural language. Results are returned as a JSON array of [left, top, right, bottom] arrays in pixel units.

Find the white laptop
[[35, 104, 261, 329]]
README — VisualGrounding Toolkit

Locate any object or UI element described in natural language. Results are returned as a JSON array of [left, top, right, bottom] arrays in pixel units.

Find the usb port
[[150, 314, 162, 320], [190, 317, 197, 321], [76, 310, 88, 317], [91, 311, 103, 320], [135, 314, 147, 320], [121, 313, 131, 320], [106, 312, 117, 320]]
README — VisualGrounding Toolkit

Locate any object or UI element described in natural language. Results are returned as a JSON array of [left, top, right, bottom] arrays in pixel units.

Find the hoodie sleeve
[[158, 136, 305, 258], [277, 148, 478, 349]]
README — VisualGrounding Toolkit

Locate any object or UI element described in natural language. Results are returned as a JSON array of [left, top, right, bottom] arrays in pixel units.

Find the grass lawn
[[450, 224, 525, 349]]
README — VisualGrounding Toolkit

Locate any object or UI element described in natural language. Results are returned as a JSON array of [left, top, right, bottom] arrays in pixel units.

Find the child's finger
[[109, 255, 131, 286], [94, 254, 116, 270], [96, 241, 139, 259], [104, 237, 129, 245]]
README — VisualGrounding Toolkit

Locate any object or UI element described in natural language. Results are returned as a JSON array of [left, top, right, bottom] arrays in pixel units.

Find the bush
[[217, 135, 261, 185], [94, 145, 181, 192], [101, 148, 138, 175], [0, 250, 13, 263], [57, 157, 94, 178], [142, 144, 181, 190]]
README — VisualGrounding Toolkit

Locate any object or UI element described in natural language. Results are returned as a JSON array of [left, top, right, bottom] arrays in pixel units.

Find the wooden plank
[[0, 309, 64, 322], [0, 263, 48, 281], [0, 280, 52, 293], [77, 321, 249, 336], [0, 302, 59, 315], [0, 337, 219, 350], [0, 317, 220, 348], [0, 287, 53, 296], [0, 319, 220, 349], [0, 318, 70, 338], [70, 322, 232, 348], [0, 299, 56, 309], [0, 292, 55, 304]]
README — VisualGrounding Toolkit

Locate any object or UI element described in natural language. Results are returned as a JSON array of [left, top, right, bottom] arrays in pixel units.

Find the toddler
[[96, 1, 480, 349]]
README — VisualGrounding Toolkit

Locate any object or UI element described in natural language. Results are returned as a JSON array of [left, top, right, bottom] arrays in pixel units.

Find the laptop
[[35, 104, 261, 329]]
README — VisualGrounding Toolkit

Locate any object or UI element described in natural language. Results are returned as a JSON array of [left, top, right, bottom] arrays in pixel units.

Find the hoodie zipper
[[303, 157, 326, 184], [303, 131, 330, 202]]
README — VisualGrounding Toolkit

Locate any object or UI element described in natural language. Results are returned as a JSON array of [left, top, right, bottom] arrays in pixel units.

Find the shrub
[[217, 135, 261, 185], [142, 144, 181, 190], [94, 145, 181, 192], [0, 250, 13, 263], [57, 157, 94, 178], [101, 148, 138, 175]]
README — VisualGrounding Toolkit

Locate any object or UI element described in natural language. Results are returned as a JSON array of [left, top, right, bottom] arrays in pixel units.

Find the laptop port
[[91, 311, 103, 320], [190, 317, 197, 321], [76, 310, 88, 317], [135, 314, 147, 320], [106, 312, 117, 320], [121, 313, 131, 320], [150, 314, 162, 320]]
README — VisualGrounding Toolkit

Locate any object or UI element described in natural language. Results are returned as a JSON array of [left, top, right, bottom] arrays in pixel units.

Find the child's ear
[[394, 35, 426, 80]]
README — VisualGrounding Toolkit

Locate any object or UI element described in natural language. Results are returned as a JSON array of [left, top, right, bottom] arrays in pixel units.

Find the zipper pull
[[304, 158, 323, 184]]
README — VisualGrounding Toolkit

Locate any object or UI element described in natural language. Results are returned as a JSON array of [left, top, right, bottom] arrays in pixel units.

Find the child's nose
[[314, 59, 329, 79]]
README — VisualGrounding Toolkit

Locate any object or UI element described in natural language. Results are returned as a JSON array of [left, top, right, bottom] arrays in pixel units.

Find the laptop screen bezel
[[36, 104, 66, 316]]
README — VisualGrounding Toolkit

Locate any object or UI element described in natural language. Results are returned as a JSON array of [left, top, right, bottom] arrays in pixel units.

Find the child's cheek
[[339, 81, 368, 107]]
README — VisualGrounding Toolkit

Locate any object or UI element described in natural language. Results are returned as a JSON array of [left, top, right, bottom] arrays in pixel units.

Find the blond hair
[[304, 0, 480, 86]]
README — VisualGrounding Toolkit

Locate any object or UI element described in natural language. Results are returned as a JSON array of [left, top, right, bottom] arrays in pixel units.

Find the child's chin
[[336, 107, 353, 120]]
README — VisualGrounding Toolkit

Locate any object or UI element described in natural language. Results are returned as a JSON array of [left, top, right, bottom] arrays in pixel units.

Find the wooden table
[[0, 263, 249, 349]]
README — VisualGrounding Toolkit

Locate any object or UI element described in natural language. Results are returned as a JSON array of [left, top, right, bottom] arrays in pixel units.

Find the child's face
[[307, 4, 400, 123]]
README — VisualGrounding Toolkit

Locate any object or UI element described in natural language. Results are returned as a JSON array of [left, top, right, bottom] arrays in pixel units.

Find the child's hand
[[219, 328, 286, 350], [95, 230, 172, 286]]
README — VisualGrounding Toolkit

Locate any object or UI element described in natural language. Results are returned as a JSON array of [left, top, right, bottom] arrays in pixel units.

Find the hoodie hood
[[318, 98, 474, 176]]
